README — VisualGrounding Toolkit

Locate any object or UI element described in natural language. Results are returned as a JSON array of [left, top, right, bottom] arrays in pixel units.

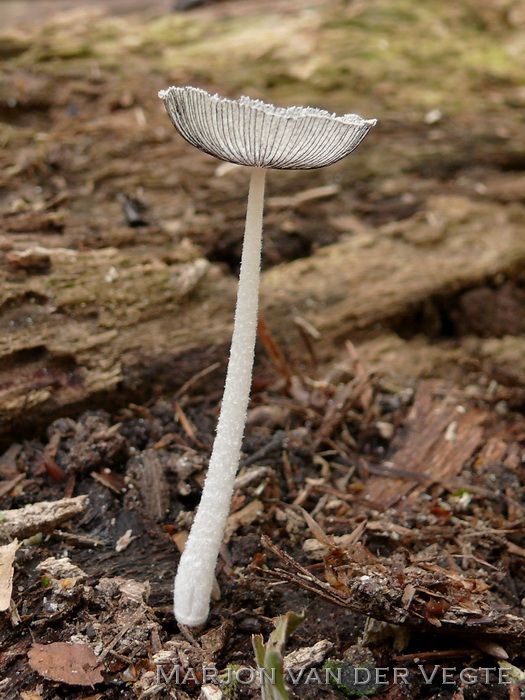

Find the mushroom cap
[[159, 86, 376, 170]]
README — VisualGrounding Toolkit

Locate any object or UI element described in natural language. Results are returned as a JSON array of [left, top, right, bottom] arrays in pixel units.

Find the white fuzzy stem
[[174, 167, 266, 627]]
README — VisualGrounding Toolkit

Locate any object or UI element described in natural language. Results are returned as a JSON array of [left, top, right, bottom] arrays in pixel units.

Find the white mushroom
[[158, 86, 376, 627]]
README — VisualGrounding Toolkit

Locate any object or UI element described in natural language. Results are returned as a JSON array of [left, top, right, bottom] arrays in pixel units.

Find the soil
[[0, 0, 525, 698]]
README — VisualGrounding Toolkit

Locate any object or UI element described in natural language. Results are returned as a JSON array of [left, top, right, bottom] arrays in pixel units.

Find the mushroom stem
[[174, 166, 267, 627]]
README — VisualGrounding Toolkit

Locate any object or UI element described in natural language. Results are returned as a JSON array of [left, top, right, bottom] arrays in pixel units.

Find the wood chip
[[174, 402, 207, 449], [361, 381, 486, 509], [140, 450, 170, 522], [0, 539, 19, 611], [284, 639, 333, 673], [6, 247, 51, 273], [35, 556, 87, 583], [3, 211, 64, 233], [0, 495, 88, 542], [90, 469, 124, 494], [224, 499, 264, 541], [115, 529, 137, 552]]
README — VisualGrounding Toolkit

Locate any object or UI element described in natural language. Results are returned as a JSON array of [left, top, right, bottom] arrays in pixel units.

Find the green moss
[[143, 15, 208, 47], [3, 0, 521, 120]]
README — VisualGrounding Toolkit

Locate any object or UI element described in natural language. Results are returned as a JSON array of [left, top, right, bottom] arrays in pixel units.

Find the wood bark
[[2, 195, 525, 440]]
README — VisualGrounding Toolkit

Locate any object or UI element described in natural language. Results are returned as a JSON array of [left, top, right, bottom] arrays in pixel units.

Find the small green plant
[[220, 664, 244, 699], [252, 610, 305, 700]]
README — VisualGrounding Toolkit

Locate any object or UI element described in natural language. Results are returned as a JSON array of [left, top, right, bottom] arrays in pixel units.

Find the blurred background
[[1, 0, 172, 27], [1, 0, 525, 433], [2, 5, 525, 696]]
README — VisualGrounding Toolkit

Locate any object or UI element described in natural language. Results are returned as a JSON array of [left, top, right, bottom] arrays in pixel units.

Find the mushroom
[[158, 86, 376, 627]]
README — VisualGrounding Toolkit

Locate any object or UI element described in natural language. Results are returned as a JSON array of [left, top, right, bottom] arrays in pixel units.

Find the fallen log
[[2, 195, 525, 441]]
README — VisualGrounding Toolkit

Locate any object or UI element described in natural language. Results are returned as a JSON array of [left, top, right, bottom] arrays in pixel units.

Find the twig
[[174, 402, 208, 449], [173, 361, 221, 400], [0, 474, 25, 502], [0, 495, 88, 542], [239, 431, 286, 467], [259, 535, 525, 641], [52, 530, 104, 548], [393, 649, 480, 664], [96, 606, 147, 666]]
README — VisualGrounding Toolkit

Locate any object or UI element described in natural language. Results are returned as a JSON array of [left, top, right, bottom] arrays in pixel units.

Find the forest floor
[[1, 0, 525, 698]]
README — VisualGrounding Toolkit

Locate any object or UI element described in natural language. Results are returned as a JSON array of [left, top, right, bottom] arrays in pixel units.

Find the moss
[[3, 0, 522, 122], [143, 14, 208, 48]]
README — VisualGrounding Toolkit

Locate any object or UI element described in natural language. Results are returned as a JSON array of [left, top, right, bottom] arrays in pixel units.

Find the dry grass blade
[[296, 506, 333, 546], [257, 315, 293, 387]]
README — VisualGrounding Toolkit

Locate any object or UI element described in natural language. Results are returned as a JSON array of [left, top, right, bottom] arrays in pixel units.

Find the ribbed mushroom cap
[[159, 86, 376, 170]]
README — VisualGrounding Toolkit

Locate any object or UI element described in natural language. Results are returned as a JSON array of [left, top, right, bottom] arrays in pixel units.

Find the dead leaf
[[200, 618, 233, 654], [28, 642, 104, 686], [0, 539, 19, 610]]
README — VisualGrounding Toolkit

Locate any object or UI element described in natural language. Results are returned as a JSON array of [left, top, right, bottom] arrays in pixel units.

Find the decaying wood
[[260, 535, 525, 642], [361, 380, 487, 509], [0, 495, 88, 542], [140, 449, 170, 522], [0, 248, 228, 442], [2, 195, 525, 441]]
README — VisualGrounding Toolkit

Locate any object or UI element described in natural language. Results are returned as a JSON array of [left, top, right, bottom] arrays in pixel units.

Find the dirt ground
[[1, 0, 525, 698]]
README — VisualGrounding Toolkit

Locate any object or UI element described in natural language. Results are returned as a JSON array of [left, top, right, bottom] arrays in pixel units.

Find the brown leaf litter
[[260, 532, 525, 640]]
